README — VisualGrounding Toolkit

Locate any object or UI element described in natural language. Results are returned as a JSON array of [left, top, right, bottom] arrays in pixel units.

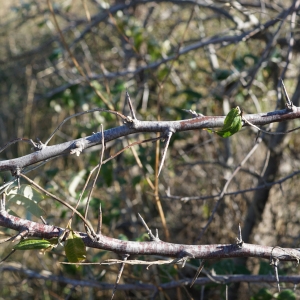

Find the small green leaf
[[7, 185, 44, 203], [14, 239, 52, 250], [64, 231, 86, 263], [212, 106, 242, 138], [7, 185, 45, 217]]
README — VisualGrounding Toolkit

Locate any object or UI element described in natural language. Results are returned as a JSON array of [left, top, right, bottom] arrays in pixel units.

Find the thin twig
[[154, 132, 170, 241], [84, 124, 105, 221], [19, 173, 95, 236], [0, 249, 16, 264], [111, 254, 129, 300], [190, 259, 205, 288]]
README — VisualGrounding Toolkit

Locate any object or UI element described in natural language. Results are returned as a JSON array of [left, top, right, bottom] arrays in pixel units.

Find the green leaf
[[211, 106, 242, 138], [276, 290, 296, 300], [14, 239, 52, 250], [250, 288, 273, 300], [7, 185, 44, 203], [7, 185, 45, 217], [64, 231, 86, 263]]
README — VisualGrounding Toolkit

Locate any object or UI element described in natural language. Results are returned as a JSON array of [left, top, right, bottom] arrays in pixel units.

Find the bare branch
[[1, 107, 300, 173], [111, 254, 129, 300], [1, 210, 300, 262], [4, 262, 300, 291]]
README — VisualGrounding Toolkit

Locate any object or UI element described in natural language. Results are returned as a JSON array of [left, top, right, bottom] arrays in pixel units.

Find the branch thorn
[[126, 91, 137, 120], [236, 223, 243, 248], [158, 129, 174, 177], [97, 203, 102, 235], [138, 213, 160, 242], [40, 216, 47, 225], [281, 79, 294, 111], [270, 258, 280, 292]]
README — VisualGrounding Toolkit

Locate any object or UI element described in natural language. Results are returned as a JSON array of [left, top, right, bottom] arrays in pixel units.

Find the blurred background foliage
[[1, 0, 300, 299]]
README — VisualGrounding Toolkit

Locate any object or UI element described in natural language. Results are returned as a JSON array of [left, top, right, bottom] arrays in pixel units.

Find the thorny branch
[[1, 106, 300, 173], [1, 210, 300, 262]]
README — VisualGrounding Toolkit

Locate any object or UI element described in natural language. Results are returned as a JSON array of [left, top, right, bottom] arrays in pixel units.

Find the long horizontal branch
[[1, 211, 300, 262], [1, 107, 300, 173], [2, 262, 300, 291]]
